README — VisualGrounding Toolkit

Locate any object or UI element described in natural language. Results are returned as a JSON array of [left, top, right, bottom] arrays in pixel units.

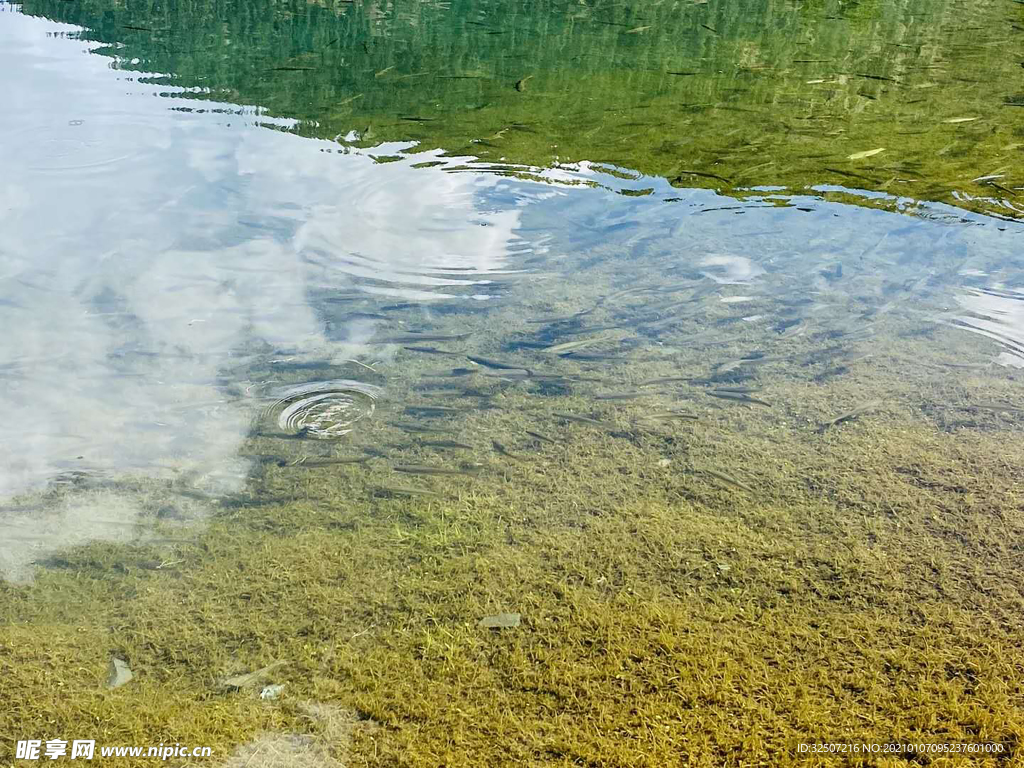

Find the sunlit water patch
[[0, 0, 1023, 597]]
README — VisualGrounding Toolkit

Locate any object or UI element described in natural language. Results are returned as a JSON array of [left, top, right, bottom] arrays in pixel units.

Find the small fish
[[491, 440, 519, 458], [817, 399, 882, 432], [405, 405, 468, 415], [420, 440, 475, 450], [285, 456, 371, 467], [643, 411, 699, 422], [558, 324, 626, 336], [943, 117, 978, 123], [625, 25, 652, 33], [422, 368, 477, 378], [708, 390, 771, 407], [481, 369, 535, 380], [594, 391, 655, 400], [391, 422, 448, 434], [527, 309, 594, 324], [544, 335, 612, 354], [377, 484, 439, 497], [525, 429, 558, 444], [853, 73, 897, 82], [514, 75, 534, 92], [403, 346, 463, 356], [966, 401, 1024, 413], [779, 321, 808, 339], [700, 469, 755, 493], [219, 661, 290, 689], [560, 351, 633, 361], [638, 376, 693, 386], [252, 428, 313, 440], [321, 292, 371, 303], [553, 413, 617, 429], [602, 286, 655, 304], [378, 332, 473, 343], [394, 464, 481, 476], [466, 354, 527, 370], [337, 311, 388, 321]]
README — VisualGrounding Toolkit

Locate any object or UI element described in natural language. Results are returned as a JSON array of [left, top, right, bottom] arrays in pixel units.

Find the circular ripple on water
[[262, 380, 382, 439], [8, 117, 169, 174]]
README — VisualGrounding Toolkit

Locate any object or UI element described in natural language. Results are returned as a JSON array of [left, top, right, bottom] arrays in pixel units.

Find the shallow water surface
[[1, 0, 1024, 764]]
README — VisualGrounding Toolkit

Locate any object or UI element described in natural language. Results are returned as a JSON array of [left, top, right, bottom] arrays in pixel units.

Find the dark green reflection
[[19, 0, 1024, 218]]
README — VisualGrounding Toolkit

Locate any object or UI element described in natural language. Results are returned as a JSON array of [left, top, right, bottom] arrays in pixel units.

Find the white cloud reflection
[[0, 12, 524, 579]]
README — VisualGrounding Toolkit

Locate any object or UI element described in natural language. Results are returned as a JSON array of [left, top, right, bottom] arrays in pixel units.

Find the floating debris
[[220, 661, 290, 690], [106, 657, 134, 690], [847, 148, 886, 160], [478, 612, 520, 629]]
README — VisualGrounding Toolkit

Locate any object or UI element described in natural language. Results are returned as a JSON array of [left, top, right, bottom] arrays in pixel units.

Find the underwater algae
[[3, 291, 1024, 766]]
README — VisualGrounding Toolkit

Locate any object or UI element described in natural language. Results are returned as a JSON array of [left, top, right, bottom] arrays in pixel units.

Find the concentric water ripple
[[262, 380, 382, 439]]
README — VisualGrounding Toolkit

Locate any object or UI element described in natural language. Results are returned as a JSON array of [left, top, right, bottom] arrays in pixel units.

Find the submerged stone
[[478, 612, 520, 629], [106, 657, 133, 689]]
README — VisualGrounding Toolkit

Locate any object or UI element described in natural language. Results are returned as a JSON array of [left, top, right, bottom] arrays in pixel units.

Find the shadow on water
[[2, 0, 1024, 764]]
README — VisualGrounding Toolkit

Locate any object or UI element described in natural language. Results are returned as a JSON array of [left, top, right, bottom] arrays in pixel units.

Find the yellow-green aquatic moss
[[3, 407, 1024, 766]]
